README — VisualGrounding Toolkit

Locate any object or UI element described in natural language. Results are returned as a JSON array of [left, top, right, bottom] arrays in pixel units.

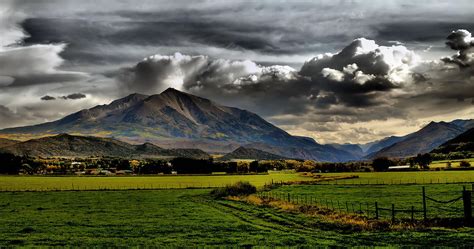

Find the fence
[[258, 185, 474, 224]]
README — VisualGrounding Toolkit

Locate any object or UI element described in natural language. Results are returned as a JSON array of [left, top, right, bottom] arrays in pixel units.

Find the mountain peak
[[161, 87, 184, 95]]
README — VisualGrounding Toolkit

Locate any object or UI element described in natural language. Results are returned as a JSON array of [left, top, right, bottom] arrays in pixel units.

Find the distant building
[[388, 165, 410, 170]]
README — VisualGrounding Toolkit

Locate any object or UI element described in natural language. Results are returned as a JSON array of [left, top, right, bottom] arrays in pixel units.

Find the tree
[[372, 157, 392, 172], [249, 161, 259, 172], [237, 161, 249, 173], [0, 153, 23, 174], [460, 160, 471, 168], [415, 153, 432, 169]]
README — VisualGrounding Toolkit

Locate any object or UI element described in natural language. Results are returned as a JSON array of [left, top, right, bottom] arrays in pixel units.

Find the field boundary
[[258, 183, 474, 226]]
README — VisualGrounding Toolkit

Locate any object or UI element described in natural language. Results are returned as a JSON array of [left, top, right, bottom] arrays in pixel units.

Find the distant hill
[[220, 146, 286, 161], [369, 121, 467, 158], [0, 138, 18, 148], [0, 88, 354, 162], [432, 127, 474, 154], [328, 144, 364, 159], [0, 134, 209, 159], [363, 136, 406, 155]]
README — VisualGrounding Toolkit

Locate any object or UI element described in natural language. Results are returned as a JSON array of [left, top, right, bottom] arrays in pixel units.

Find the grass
[[266, 183, 470, 219], [317, 170, 474, 185], [0, 172, 312, 191], [0, 189, 473, 247]]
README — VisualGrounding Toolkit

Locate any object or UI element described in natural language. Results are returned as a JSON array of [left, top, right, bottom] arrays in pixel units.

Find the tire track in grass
[[189, 194, 345, 244]]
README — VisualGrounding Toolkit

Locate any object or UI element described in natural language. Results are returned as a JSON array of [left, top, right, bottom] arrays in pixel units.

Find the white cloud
[[300, 38, 420, 86]]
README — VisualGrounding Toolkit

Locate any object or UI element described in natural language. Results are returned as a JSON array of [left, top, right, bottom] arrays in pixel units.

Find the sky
[[0, 0, 473, 144]]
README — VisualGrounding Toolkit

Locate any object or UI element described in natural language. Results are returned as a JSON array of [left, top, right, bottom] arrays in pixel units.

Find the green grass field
[[266, 183, 470, 219], [318, 170, 474, 185], [1, 189, 473, 247], [0, 172, 311, 191], [430, 158, 474, 168]]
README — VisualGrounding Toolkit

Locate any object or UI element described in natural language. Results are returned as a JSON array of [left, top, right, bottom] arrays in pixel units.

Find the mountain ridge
[[0, 134, 209, 159], [0, 88, 355, 162]]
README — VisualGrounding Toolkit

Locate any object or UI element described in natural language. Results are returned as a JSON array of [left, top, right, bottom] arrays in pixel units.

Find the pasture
[[0, 189, 473, 247], [317, 170, 474, 185], [0, 172, 310, 191], [0, 170, 473, 246]]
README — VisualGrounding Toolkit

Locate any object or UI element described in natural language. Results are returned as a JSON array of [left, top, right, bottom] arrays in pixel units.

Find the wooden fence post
[[375, 202, 379, 219], [463, 190, 472, 225], [422, 186, 427, 220], [287, 193, 290, 202], [391, 204, 395, 223]]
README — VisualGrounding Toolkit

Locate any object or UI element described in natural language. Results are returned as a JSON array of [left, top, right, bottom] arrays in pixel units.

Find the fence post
[[422, 186, 427, 220], [391, 204, 395, 223], [375, 202, 379, 219], [411, 206, 415, 221], [462, 190, 472, 225], [287, 193, 290, 202]]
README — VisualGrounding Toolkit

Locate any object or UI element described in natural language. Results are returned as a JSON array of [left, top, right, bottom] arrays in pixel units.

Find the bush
[[211, 181, 257, 198], [460, 160, 471, 168]]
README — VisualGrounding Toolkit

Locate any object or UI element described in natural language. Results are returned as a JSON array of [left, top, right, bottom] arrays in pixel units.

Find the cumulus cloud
[[301, 38, 419, 85]]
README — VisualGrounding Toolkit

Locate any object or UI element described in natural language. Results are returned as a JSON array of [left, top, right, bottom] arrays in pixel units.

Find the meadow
[[0, 171, 311, 191], [0, 189, 473, 247], [317, 170, 474, 185], [0, 171, 473, 247]]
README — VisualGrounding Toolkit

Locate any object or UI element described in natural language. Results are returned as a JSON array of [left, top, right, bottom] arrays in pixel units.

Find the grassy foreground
[[0, 172, 310, 191], [1, 189, 473, 247]]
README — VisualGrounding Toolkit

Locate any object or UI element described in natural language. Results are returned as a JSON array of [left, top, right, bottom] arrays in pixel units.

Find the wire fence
[[258, 185, 474, 223]]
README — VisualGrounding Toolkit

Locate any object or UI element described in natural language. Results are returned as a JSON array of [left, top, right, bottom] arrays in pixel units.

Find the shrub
[[211, 181, 257, 198], [460, 160, 471, 168]]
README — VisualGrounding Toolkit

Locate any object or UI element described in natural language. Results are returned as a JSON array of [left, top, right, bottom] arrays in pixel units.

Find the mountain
[[363, 136, 406, 155], [369, 121, 468, 158], [0, 88, 355, 162], [0, 138, 18, 148], [219, 146, 286, 161], [328, 144, 364, 159], [431, 127, 474, 154], [0, 134, 209, 159]]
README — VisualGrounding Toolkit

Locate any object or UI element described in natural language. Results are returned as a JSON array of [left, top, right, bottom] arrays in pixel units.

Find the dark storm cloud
[[374, 21, 474, 43], [60, 93, 87, 100], [441, 29, 474, 68], [40, 93, 87, 101], [0, 105, 24, 128], [40, 95, 55, 101]]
